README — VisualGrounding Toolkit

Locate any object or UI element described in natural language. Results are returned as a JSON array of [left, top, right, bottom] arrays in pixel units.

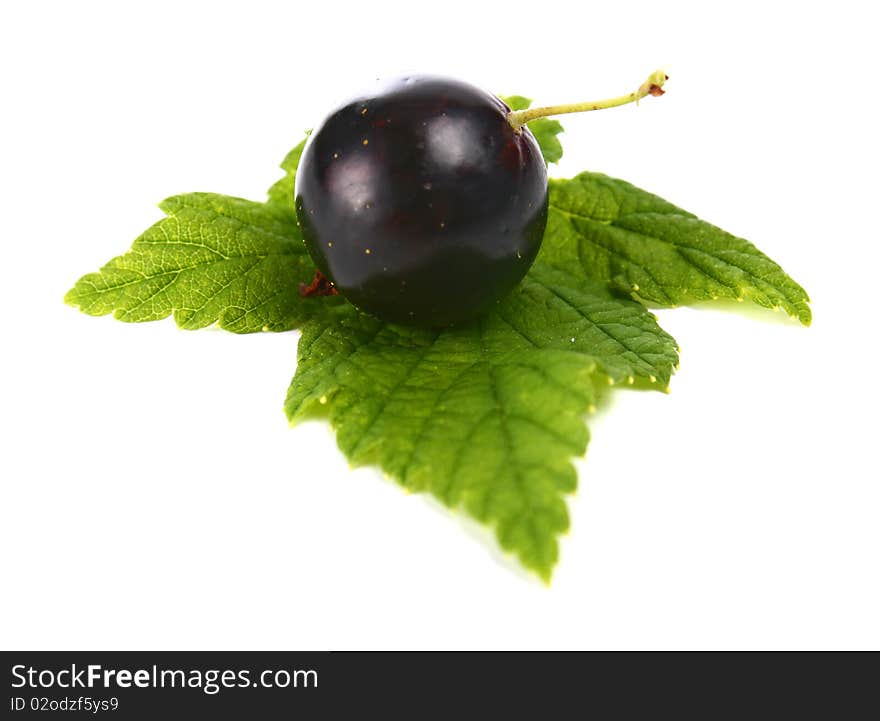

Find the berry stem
[[507, 70, 668, 132]]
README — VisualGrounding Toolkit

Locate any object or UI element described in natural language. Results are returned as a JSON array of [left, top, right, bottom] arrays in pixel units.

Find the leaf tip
[[797, 304, 812, 327], [156, 194, 181, 214], [63, 285, 79, 307]]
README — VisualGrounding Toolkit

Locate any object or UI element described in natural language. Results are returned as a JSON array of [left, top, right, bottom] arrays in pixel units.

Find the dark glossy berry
[[295, 75, 549, 327]]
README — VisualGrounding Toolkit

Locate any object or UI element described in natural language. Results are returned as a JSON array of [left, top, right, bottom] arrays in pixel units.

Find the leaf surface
[[65, 192, 317, 332], [543, 173, 812, 324], [266, 137, 307, 218], [286, 262, 678, 579]]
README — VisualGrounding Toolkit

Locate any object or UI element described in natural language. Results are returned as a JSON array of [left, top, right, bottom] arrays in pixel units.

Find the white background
[[1, 0, 877, 650]]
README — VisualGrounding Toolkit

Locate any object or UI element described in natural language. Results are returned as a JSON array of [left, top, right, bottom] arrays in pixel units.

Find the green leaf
[[286, 262, 678, 580], [501, 95, 564, 164], [65, 193, 318, 333], [67, 98, 810, 581], [502, 95, 533, 112], [266, 136, 307, 218], [542, 172, 812, 324]]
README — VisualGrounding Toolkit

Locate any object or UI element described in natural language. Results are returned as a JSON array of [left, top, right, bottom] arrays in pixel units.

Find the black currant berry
[[295, 76, 549, 327]]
